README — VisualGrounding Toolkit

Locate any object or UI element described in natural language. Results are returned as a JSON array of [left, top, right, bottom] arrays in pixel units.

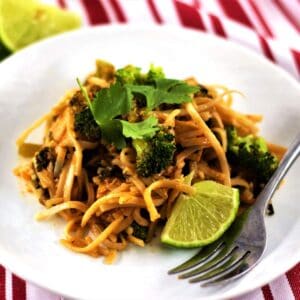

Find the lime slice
[[0, 0, 81, 51], [161, 180, 239, 248]]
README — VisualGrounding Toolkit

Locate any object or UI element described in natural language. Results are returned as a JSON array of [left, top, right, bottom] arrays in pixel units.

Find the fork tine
[[203, 259, 256, 286], [168, 241, 225, 274], [179, 246, 239, 279], [189, 251, 251, 283], [169, 209, 251, 275]]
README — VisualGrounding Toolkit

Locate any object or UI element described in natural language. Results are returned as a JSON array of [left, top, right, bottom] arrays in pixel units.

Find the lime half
[[161, 180, 239, 248], [0, 0, 81, 51]]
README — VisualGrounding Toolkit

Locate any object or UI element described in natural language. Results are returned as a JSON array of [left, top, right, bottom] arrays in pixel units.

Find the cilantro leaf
[[121, 116, 159, 139], [126, 85, 154, 109], [76, 65, 199, 150], [91, 81, 131, 124], [100, 117, 159, 149], [100, 120, 126, 149], [127, 79, 199, 110], [153, 78, 199, 108], [155, 78, 182, 90]]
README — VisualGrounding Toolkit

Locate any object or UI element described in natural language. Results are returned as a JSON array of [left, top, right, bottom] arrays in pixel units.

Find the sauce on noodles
[[14, 61, 285, 263]]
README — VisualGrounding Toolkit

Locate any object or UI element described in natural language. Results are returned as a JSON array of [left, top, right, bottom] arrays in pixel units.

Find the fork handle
[[255, 132, 300, 212]]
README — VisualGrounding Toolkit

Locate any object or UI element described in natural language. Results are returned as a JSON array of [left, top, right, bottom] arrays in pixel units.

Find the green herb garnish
[[128, 78, 199, 110], [121, 116, 159, 139], [76, 64, 199, 149]]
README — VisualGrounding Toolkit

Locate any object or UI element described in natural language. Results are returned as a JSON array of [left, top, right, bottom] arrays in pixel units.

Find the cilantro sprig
[[121, 116, 159, 139], [128, 78, 199, 110], [76, 64, 199, 149], [96, 117, 160, 150]]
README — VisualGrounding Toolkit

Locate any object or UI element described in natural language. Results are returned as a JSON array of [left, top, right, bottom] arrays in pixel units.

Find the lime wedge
[[0, 0, 81, 51], [161, 181, 239, 248]]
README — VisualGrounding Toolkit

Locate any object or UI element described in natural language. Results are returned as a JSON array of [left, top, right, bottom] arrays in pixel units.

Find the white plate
[[0, 25, 299, 300]]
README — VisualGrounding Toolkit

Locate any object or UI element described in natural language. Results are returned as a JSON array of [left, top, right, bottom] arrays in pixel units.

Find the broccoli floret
[[226, 126, 278, 183], [116, 65, 142, 84], [146, 64, 165, 82], [116, 64, 165, 85], [74, 108, 101, 142], [133, 129, 176, 177], [70, 90, 101, 142], [131, 221, 148, 241], [35, 147, 55, 172]]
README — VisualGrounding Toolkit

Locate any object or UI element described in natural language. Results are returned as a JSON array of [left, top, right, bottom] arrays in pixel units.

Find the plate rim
[[0, 24, 299, 300], [1, 24, 299, 89]]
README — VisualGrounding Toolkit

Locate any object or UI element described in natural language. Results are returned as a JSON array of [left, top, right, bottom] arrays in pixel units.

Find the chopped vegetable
[[100, 120, 126, 149], [146, 64, 165, 82], [128, 78, 199, 110], [121, 116, 159, 140], [90, 81, 132, 124], [226, 126, 278, 184], [35, 147, 55, 172], [74, 108, 101, 142], [133, 128, 176, 177], [116, 65, 142, 84], [95, 59, 115, 81], [76, 64, 199, 149], [97, 165, 124, 180], [116, 63, 165, 84], [131, 221, 148, 241]]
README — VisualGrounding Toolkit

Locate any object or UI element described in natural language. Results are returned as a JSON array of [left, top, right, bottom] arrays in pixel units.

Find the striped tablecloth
[[1, 1, 299, 299]]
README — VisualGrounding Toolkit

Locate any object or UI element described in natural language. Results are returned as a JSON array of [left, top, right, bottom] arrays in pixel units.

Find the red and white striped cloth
[[0, 1, 299, 300]]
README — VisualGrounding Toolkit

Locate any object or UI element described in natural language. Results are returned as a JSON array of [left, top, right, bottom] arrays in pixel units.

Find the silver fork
[[168, 133, 300, 286]]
